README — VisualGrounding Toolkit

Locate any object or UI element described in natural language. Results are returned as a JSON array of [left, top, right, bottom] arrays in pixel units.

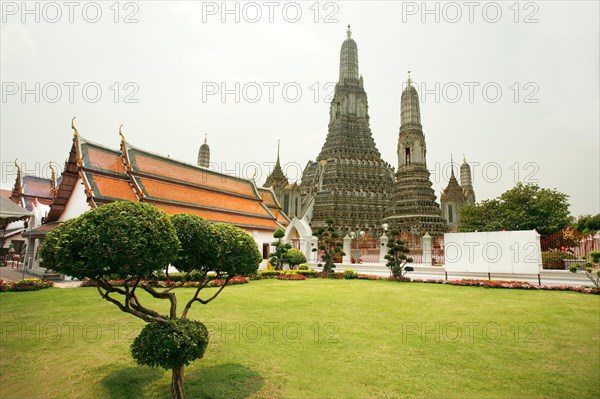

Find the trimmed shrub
[[286, 249, 307, 267], [298, 263, 309, 270], [131, 319, 209, 370], [343, 268, 357, 279], [542, 251, 575, 269]]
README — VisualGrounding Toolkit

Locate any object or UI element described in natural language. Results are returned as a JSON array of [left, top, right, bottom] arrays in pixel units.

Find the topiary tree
[[40, 202, 261, 399], [269, 228, 291, 270], [286, 248, 307, 269], [312, 218, 345, 275], [384, 230, 414, 279]]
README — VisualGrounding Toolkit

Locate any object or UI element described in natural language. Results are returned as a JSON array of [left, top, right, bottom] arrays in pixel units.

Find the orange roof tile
[[82, 143, 126, 175], [271, 209, 290, 225], [137, 178, 270, 218], [86, 174, 137, 202], [258, 188, 279, 207], [129, 150, 256, 198], [156, 204, 280, 230]]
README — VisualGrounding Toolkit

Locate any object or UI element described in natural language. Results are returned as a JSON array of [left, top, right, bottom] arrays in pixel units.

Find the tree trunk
[[171, 367, 185, 399]]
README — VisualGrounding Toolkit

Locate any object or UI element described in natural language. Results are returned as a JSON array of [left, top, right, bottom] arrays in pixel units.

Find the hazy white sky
[[1, 1, 598, 217]]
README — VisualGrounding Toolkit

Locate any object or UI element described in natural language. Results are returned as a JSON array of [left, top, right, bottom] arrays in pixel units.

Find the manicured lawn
[[0, 279, 598, 398]]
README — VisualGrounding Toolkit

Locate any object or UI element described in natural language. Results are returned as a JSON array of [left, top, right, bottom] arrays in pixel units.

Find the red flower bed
[[409, 278, 599, 294], [0, 278, 54, 292]]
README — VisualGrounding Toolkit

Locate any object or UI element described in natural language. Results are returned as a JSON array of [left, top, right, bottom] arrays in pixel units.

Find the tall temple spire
[[197, 134, 210, 168], [277, 139, 280, 164], [339, 24, 359, 82], [386, 71, 446, 236], [299, 27, 394, 233], [460, 156, 476, 204]]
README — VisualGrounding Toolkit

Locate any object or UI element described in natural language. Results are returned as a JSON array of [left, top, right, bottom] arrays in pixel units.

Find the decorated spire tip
[[347, 24, 351, 38], [119, 124, 125, 144], [204, 133, 207, 145], [407, 71, 412, 86], [14, 159, 21, 174], [71, 117, 79, 138], [277, 139, 281, 160], [463, 154, 466, 163]]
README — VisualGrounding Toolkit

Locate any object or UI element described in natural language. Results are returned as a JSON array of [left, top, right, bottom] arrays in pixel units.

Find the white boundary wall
[[444, 231, 542, 274]]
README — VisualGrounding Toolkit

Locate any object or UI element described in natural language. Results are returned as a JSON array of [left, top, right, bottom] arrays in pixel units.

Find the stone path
[[0, 265, 81, 288]]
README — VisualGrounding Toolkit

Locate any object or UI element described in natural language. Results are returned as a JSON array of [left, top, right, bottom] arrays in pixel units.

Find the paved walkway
[[0, 265, 81, 288], [0, 265, 39, 281]]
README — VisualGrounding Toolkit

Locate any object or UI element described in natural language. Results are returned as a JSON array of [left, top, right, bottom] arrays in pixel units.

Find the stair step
[[43, 273, 63, 281]]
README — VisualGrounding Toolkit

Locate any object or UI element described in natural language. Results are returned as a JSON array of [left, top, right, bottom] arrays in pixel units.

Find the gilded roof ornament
[[71, 117, 79, 138], [119, 124, 126, 145]]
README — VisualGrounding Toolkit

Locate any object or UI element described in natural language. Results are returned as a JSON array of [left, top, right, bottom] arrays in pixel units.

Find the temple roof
[[441, 161, 465, 202], [47, 122, 285, 232], [10, 166, 57, 210], [258, 187, 290, 226]]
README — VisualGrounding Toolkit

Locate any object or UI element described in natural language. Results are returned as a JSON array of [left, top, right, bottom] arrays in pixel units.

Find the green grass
[[0, 279, 598, 398]]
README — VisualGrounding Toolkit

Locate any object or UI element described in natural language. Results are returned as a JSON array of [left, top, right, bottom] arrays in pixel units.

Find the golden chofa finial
[[14, 159, 21, 175], [71, 117, 79, 138], [119, 124, 125, 145], [347, 24, 351, 39]]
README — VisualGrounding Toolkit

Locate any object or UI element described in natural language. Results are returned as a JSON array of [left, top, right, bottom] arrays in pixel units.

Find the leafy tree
[[40, 202, 260, 399], [384, 230, 414, 279], [286, 248, 307, 268], [269, 228, 291, 270], [459, 183, 572, 237], [575, 214, 600, 235], [312, 218, 345, 275]]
